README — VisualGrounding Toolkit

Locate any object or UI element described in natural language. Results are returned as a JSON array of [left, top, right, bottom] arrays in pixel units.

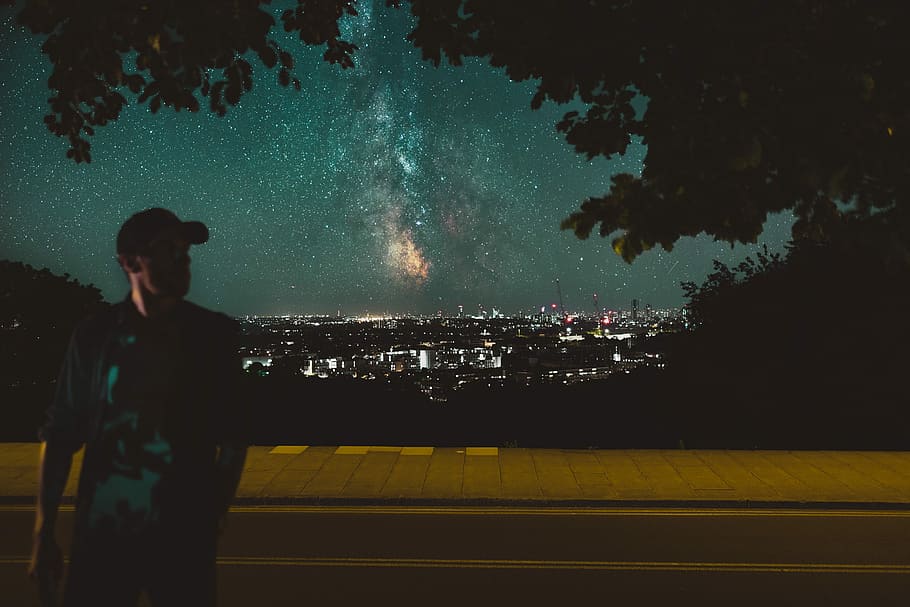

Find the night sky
[[1, 2, 793, 317]]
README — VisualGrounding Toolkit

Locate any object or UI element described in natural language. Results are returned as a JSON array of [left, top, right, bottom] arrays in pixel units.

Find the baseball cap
[[116, 208, 209, 255]]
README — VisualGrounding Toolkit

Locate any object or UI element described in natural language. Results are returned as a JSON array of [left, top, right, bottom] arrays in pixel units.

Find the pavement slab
[[628, 451, 694, 499], [342, 452, 399, 497], [760, 451, 860, 501], [793, 452, 901, 499], [858, 451, 910, 481], [530, 450, 583, 499], [726, 451, 813, 501], [828, 451, 910, 495], [695, 451, 780, 501], [564, 451, 615, 498], [498, 448, 541, 499], [237, 448, 300, 497], [662, 451, 731, 491], [380, 454, 431, 498], [298, 453, 363, 497], [260, 468, 320, 498], [282, 446, 335, 471], [421, 448, 464, 499], [593, 451, 655, 499], [463, 452, 502, 498]]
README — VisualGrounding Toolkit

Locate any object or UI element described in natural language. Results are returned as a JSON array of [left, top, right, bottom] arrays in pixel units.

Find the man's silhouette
[[29, 208, 248, 606]]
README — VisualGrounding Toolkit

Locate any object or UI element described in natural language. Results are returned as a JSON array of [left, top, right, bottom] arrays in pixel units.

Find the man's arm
[[33, 441, 73, 540], [30, 321, 89, 590], [28, 441, 74, 585]]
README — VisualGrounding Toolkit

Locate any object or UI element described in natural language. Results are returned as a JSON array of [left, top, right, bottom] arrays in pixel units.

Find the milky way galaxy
[[0, 1, 793, 316]]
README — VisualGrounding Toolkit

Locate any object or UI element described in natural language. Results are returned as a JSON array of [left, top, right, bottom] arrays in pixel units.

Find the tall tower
[[555, 278, 566, 321], [632, 298, 639, 321]]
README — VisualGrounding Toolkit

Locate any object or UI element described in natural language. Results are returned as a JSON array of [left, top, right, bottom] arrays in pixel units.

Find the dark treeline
[[242, 371, 676, 449], [5, 366, 904, 450], [242, 366, 905, 450]]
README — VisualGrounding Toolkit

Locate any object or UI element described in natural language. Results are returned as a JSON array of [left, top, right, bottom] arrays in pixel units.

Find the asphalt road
[[2, 505, 909, 606]]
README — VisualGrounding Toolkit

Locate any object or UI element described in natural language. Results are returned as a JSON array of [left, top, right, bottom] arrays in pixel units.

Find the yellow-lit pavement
[[1, 443, 909, 506]]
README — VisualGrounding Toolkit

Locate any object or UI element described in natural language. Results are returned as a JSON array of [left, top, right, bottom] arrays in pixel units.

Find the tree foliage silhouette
[[0, 260, 109, 389], [6, 0, 359, 163], [408, 1, 910, 261], [0, 260, 110, 440], [680, 244, 784, 331], [6, 1, 910, 260], [662, 237, 910, 448]]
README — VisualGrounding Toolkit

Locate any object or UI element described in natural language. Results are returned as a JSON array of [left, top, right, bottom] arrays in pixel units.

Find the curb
[[3, 495, 909, 511], [230, 497, 910, 510]]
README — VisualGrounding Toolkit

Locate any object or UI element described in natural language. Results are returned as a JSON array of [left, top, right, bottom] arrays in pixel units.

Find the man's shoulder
[[179, 300, 239, 334], [71, 303, 122, 341]]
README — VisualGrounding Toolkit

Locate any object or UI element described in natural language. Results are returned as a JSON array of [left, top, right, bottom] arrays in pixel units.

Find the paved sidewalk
[[1, 443, 909, 507]]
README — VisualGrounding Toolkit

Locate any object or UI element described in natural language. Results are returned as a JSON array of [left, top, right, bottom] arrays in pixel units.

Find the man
[[28, 208, 248, 606]]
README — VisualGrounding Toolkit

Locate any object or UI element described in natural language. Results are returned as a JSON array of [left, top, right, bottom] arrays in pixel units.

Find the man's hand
[[29, 533, 63, 605]]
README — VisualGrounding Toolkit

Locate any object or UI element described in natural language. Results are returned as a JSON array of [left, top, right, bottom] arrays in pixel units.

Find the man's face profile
[[128, 234, 192, 297]]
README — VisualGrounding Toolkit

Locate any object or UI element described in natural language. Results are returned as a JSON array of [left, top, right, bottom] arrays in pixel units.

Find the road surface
[[2, 505, 908, 605]]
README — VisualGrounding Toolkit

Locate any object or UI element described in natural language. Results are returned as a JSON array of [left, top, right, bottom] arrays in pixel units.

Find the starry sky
[[0, 1, 793, 317]]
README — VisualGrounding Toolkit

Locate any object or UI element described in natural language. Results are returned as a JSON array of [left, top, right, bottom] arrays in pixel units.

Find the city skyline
[[236, 300, 682, 321], [0, 1, 793, 316]]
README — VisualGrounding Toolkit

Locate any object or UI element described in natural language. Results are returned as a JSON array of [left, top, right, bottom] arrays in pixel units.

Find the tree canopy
[[6, 1, 910, 260], [657, 236, 910, 448], [0, 260, 110, 390], [0, 260, 110, 439]]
